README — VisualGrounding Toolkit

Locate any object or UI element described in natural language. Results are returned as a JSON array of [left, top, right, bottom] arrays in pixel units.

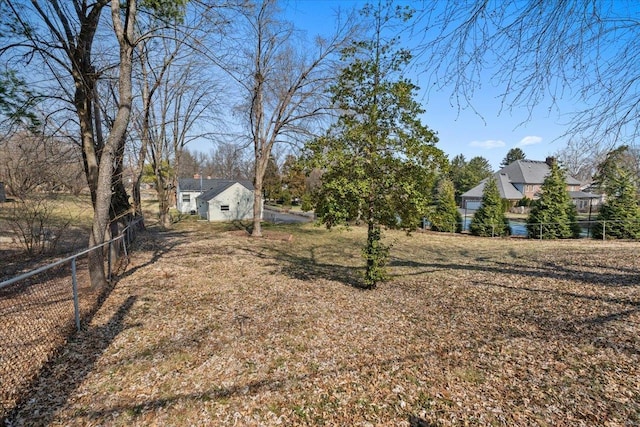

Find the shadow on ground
[[4, 296, 138, 425]]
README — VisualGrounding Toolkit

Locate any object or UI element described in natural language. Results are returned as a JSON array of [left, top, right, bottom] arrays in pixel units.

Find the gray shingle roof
[[460, 173, 524, 200], [497, 173, 525, 199], [178, 178, 254, 193], [498, 160, 581, 185], [461, 159, 584, 201], [198, 180, 254, 202]]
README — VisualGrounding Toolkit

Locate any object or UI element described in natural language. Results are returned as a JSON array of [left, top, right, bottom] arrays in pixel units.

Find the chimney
[[545, 156, 556, 167]]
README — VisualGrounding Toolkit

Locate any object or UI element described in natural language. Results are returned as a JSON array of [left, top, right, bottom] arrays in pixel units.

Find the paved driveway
[[263, 208, 313, 224]]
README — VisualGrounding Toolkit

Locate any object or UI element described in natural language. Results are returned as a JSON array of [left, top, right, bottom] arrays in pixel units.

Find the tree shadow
[[231, 219, 252, 234], [388, 255, 640, 288], [49, 351, 431, 424], [249, 245, 366, 288], [116, 228, 189, 280], [387, 250, 640, 348], [4, 296, 138, 425], [0, 228, 181, 424]]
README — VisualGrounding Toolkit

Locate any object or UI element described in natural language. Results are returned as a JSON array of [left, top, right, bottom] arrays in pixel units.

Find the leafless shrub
[[6, 195, 73, 256]]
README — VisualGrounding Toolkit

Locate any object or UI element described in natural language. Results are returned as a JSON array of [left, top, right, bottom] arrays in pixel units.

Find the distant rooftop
[[498, 159, 581, 186]]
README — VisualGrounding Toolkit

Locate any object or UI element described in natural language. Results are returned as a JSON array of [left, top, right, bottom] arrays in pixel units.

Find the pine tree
[[500, 147, 526, 167], [429, 178, 462, 232], [526, 161, 580, 239], [469, 177, 510, 237], [592, 167, 640, 239]]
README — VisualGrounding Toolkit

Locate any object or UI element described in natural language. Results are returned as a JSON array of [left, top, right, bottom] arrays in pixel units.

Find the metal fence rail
[[0, 219, 142, 421]]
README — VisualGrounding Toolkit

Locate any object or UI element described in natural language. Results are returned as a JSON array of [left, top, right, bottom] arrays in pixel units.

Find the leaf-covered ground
[[7, 223, 640, 426]]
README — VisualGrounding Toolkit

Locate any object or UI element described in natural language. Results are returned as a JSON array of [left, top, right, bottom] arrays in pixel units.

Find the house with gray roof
[[177, 176, 259, 221], [461, 158, 600, 212]]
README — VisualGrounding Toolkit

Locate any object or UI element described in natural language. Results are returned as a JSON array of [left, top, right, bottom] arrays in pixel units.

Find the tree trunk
[[75, 77, 100, 207], [156, 178, 172, 229], [252, 177, 263, 237], [364, 193, 376, 289], [252, 150, 267, 237], [88, 0, 136, 289]]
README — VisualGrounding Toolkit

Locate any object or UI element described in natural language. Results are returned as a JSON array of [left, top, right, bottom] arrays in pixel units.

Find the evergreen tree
[[262, 156, 281, 200], [526, 161, 580, 238], [593, 145, 640, 192], [449, 154, 493, 202], [467, 156, 494, 181], [500, 147, 526, 167], [592, 166, 640, 239], [281, 154, 307, 201], [305, 3, 444, 289], [469, 177, 510, 237], [448, 154, 469, 202], [429, 178, 462, 232]]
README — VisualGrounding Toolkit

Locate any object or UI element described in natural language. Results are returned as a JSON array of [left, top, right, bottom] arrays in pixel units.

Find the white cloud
[[518, 135, 543, 146], [469, 139, 506, 149]]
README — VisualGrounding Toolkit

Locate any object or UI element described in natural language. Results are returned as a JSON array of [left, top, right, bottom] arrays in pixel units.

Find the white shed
[[195, 181, 258, 222]]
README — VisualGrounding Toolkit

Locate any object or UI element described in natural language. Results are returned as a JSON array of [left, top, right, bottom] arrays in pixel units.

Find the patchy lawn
[[7, 223, 640, 426]]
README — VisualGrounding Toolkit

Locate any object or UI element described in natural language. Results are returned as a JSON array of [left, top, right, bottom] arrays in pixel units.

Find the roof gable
[[195, 180, 254, 202], [496, 173, 525, 199], [178, 178, 254, 193], [460, 173, 524, 200]]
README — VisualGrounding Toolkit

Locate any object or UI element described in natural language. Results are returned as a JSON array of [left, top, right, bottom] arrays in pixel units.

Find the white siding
[[177, 191, 201, 214], [206, 183, 255, 222]]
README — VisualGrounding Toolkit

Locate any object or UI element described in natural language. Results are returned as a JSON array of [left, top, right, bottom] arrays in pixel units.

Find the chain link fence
[[0, 220, 142, 421], [436, 217, 640, 240]]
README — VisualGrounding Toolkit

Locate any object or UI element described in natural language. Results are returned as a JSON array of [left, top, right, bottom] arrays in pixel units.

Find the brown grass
[[6, 222, 640, 426]]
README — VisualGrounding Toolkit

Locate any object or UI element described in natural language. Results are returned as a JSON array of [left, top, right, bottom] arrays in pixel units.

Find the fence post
[[122, 234, 128, 260], [72, 258, 80, 331], [107, 241, 112, 282], [539, 223, 543, 240], [602, 220, 606, 240]]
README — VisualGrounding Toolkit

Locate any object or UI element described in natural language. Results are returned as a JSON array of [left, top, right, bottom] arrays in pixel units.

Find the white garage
[[196, 181, 258, 222]]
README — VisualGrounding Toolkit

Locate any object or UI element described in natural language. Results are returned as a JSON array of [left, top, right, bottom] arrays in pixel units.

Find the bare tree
[[0, 130, 84, 197], [131, 10, 221, 229], [2, 0, 110, 205], [554, 139, 607, 183], [3, 0, 190, 287], [420, 1, 640, 144], [177, 148, 206, 177], [207, 142, 253, 180], [211, 0, 358, 236]]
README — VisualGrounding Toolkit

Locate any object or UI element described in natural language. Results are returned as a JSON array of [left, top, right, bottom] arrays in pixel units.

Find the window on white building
[[182, 194, 190, 203], [221, 205, 230, 211]]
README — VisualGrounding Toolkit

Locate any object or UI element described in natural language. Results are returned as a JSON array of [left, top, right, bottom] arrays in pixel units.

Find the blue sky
[[284, 0, 579, 170]]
